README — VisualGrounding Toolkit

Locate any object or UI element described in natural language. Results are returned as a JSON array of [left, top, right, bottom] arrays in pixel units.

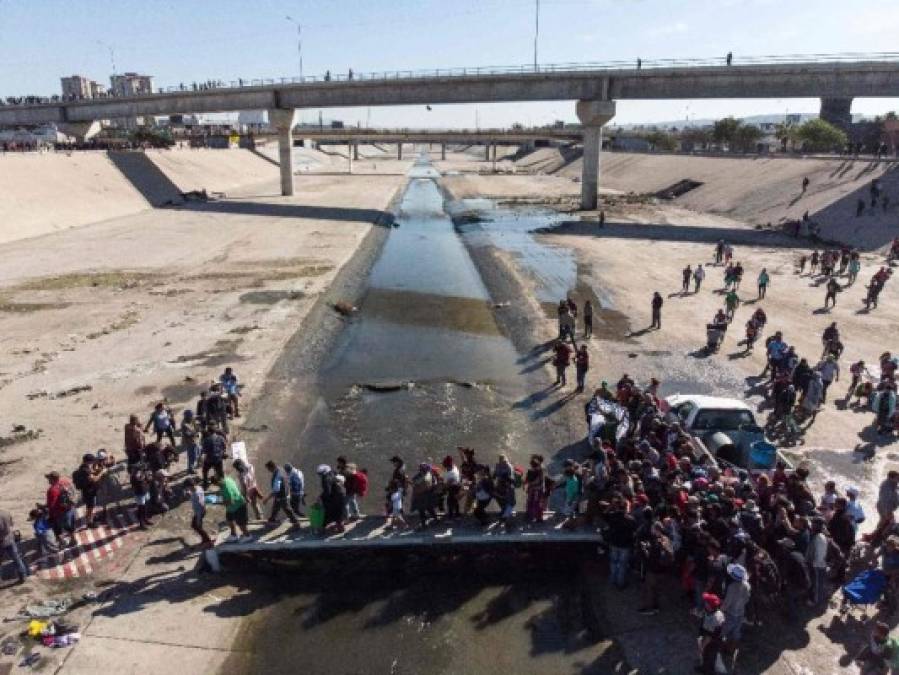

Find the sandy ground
[[0, 151, 408, 673], [1, 145, 894, 674], [444, 149, 899, 250]]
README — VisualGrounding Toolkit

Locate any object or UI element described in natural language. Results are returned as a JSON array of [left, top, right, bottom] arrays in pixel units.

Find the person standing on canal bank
[[651, 292, 663, 329], [757, 268, 770, 299], [185, 477, 213, 548], [693, 264, 705, 293], [682, 264, 693, 293], [553, 339, 572, 386], [824, 277, 841, 309], [575, 345, 590, 393], [221, 473, 250, 542], [583, 300, 593, 339], [0, 508, 29, 584]]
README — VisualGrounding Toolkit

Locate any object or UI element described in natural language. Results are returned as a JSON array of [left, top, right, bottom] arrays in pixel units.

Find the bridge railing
[[5, 52, 899, 107], [154, 50, 899, 93]]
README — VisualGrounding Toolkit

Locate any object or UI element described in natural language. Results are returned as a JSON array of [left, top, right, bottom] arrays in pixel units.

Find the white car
[[664, 394, 789, 473]]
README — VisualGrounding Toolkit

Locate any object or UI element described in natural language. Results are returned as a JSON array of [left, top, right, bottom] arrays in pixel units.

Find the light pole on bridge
[[285, 15, 303, 80]]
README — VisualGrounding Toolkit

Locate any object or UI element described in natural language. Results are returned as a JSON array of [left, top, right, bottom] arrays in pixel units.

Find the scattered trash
[[43, 633, 80, 648], [1, 639, 17, 656], [493, 301, 510, 308], [81, 592, 98, 603], [12, 424, 26, 433], [18, 598, 70, 620], [27, 621, 48, 638]]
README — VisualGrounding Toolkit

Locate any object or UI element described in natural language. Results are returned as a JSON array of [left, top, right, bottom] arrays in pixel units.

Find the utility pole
[[286, 15, 303, 80], [97, 40, 116, 75], [533, 0, 540, 71]]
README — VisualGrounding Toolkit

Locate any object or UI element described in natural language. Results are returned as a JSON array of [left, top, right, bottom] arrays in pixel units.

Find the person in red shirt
[[45, 471, 75, 547], [553, 340, 572, 386]]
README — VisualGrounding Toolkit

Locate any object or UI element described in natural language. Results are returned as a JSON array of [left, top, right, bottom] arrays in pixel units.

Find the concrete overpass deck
[[209, 513, 600, 567]]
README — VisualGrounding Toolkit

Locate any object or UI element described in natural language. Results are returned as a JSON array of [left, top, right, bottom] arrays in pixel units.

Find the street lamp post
[[286, 15, 303, 80], [533, 0, 540, 71]]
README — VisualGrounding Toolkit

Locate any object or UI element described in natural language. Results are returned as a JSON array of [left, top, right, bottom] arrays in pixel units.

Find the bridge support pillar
[[397, 143, 403, 160], [441, 143, 446, 160], [820, 97, 853, 131], [269, 109, 295, 196], [348, 143, 354, 174], [576, 100, 616, 211], [58, 120, 101, 143], [353, 143, 359, 161]]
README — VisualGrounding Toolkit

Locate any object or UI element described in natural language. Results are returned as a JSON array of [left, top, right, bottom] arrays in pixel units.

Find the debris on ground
[[332, 301, 357, 316], [16, 598, 71, 620], [0, 427, 40, 448], [53, 385, 92, 399]]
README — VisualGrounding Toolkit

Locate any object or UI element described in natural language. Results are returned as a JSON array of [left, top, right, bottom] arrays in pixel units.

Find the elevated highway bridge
[[4, 53, 899, 207]]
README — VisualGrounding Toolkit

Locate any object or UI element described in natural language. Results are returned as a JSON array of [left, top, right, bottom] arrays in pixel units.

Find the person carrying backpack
[[72, 453, 106, 528], [45, 471, 76, 547]]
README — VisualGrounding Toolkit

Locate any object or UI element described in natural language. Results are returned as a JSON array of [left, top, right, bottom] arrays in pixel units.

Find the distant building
[[110, 73, 154, 97], [60, 75, 98, 100], [90, 81, 106, 98]]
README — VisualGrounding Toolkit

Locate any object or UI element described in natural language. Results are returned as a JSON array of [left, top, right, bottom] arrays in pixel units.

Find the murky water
[[235, 155, 606, 674]]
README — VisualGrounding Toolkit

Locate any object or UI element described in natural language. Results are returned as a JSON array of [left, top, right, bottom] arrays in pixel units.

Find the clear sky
[[2, 0, 899, 127]]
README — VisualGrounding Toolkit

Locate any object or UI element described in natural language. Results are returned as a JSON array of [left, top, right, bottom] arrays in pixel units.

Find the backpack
[[72, 467, 89, 492], [513, 466, 524, 489], [354, 471, 369, 498], [58, 480, 76, 509]]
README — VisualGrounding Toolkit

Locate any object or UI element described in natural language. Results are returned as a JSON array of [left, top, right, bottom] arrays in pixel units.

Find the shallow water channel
[[236, 157, 609, 674]]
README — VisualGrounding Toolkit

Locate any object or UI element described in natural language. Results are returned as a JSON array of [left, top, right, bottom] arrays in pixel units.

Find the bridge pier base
[[441, 143, 446, 160], [397, 143, 403, 160], [269, 108, 295, 196], [353, 143, 359, 161], [348, 143, 354, 173], [576, 100, 616, 211], [820, 97, 853, 131], [58, 120, 101, 143]]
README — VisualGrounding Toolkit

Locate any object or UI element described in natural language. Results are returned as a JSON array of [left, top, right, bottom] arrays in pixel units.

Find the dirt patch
[[87, 308, 140, 339], [0, 427, 41, 449], [133, 385, 156, 396], [170, 339, 245, 367], [160, 382, 204, 404], [186, 264, 333, 285], [0, 300, 71, 313], [229, 325, 261, 334], [15, 271, 158, 291], [239, 290, 305, 305]]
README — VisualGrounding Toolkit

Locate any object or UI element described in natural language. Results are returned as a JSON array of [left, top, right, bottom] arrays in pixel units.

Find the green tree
[[796, 118, 848, 152], [681, 126, 711, 150], [733, 124, 763, 153], [645, 130, 678, 152], [712, 117, 740, 146], [775, 122, 799, 152]]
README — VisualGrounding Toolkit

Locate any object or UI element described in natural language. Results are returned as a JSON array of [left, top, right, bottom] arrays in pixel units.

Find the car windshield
[[692, 408, 756, 431]]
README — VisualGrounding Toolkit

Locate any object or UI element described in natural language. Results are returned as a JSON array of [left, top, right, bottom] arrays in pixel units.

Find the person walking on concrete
[[553, 339, 572, 386], [220, 474, 250, 543], [263, 460, 299, 526], [817, 355, 840, 402], [824, 277, 841, 309], [726, 51, 733, 66], [284, 463, 306, 517], [693, 264, 705, 293], [0, 509, 29, 584], [575, 345, 590, 393], [583, 300, 593, 338], [45, 471, 76, 547], [802, 176, 810, 193], [724, 289, 740, 321], [757, 268, 770, 299], [185, 477, 213, 547], [200, 424, 227, 489], [233, 458, 263, 520], [651, 292, 663, 329], [145, 402, 176, 447], [848, 256, 861, 285], [682, 264, 692, 293]]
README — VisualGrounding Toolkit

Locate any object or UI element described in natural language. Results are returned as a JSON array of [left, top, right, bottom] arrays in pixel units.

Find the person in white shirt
[[441, 455, 462, 519], [807, 517, 829, 607]]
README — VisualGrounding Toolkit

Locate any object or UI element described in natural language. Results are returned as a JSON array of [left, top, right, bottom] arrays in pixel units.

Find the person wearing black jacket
[[605, 497, 637, 589]]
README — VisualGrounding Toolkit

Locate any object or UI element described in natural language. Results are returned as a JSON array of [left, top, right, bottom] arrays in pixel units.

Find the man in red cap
[[697, 592, 724, 673]]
